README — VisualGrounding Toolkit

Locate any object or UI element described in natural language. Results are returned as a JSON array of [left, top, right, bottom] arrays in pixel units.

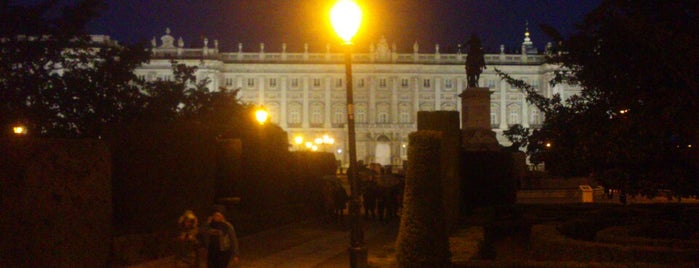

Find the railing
[[151, 49, 546, 65]]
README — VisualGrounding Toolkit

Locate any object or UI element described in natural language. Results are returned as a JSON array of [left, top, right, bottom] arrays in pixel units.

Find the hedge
[[396, 131, 451, 267], [531, 224, 699, 263]]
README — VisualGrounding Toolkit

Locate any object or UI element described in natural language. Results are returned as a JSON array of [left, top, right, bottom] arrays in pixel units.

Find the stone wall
[[0, 138, 112, 267]]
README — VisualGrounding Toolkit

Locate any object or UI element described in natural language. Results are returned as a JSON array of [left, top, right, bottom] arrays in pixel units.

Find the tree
[[503, 124, 529, 152], [497, 0, 699, 197], [0, 0, 151, 138]]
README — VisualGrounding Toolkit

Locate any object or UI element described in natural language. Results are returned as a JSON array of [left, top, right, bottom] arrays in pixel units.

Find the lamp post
[[331, 1, 366, 267]]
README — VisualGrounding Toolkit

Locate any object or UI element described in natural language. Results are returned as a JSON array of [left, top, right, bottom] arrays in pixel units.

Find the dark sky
[[16, 0, 603, 53]]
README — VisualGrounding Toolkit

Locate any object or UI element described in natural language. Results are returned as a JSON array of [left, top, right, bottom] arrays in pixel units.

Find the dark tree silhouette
[[496, 0, 699, 198]]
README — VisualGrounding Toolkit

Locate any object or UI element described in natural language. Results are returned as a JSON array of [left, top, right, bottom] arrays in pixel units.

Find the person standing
[[204, 211, 239, 268], [175, 210, 200, 267]]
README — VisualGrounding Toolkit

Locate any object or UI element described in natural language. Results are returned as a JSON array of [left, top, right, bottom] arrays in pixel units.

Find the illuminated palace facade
[[136, 28, 580, 168]]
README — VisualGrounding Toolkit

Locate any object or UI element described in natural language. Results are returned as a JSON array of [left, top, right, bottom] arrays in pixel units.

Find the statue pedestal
[[459, 87, 500, 151]]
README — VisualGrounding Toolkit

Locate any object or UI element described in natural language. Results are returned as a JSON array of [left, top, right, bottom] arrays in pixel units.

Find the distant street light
[[330, 0, 366, 267], [255, 108, 269, 125], [12, 124, 27, 136]]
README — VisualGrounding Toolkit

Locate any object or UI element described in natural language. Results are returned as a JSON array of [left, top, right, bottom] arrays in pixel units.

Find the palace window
[[333, 108, 345, 124], [379, 78, 387, 88], [488, 79, 496, 88], [289, 107, 301, 124], [269, 78, 277, 88], [311, 106, 322, 125], [358, 79, 365, 88], [445, 79, 453, 89], [291, 78, 299, 88], [401, 79, 409, 88], [531, 109, 541, 125], [247, 78, 255, 87], [509, 108, 520, 125], [356, 106, 366, 123], [336, 78, 343, 87], [313, 78, 321, 87], [377, 112, 389, 123], [225, 78, 233, 86], [423, 79, 431, 88]]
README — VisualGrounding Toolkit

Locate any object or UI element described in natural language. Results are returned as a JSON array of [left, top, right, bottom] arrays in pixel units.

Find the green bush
[[396, 131, 451, 267]]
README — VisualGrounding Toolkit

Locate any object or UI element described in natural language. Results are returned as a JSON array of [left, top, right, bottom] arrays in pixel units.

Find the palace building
[[136, 28, 580, 169]]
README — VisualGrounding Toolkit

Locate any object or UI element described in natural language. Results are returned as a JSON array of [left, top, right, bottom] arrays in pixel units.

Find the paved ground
[[127, 216, 400, 268]]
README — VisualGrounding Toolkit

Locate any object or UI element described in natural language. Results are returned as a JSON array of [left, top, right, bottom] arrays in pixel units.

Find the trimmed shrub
[[396, 131, 451, 267], [532, 224, 699, 263], [595, 222, 699, 249]]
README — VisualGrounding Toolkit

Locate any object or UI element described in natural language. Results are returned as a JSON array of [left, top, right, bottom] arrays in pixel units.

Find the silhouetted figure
[[332, 183, 349, 224], [203, 211, 239, 268], [362, 180, 378, 220], [465, 33, 487, 87]]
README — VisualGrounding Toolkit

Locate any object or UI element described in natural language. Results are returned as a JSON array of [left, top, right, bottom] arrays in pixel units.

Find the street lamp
[[331, 1, 366, 267], [255, 108, 269, 125], [12, 124, 27, 136]]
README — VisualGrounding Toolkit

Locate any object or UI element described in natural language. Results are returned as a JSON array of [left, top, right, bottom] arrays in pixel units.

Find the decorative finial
[[413, 41, 419, 53], [282, 43, 287, 52], [260, 43, 265, 52], [165, 28, 171, 35], [214, 39, 219, 49], [203, 37, 208, 47], [304, 43, 309, 53], [178, 37, 184, 48], [238, 43, 243, 52], [151, 37, 156, 47]]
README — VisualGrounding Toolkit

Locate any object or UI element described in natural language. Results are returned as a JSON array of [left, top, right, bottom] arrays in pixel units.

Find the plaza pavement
[[127, 216, 400, 268]]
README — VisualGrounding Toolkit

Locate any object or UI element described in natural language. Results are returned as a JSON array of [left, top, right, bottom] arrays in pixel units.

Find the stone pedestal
[[459, 87, 500, 151]]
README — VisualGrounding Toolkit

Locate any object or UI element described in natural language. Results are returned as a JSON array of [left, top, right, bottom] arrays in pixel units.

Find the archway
[[375, 135, 391, 166]]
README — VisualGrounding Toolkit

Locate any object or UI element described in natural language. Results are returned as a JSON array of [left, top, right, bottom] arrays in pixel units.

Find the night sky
[[15, 0, 602, 53]]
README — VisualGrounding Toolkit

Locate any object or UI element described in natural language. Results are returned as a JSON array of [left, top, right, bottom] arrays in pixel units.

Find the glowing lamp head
[[13, 125, 27, 135], [330, 0, 362, 43], [294, 136, 304, 145], [255, 109, 269, 125]]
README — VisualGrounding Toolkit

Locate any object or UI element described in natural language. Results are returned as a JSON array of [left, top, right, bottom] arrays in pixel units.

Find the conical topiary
[[396, 130, 451, 267]]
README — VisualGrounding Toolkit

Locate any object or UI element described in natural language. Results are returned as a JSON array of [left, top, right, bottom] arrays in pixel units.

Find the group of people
[[175, 209, 240, 268], [360, 164, 404, 222], [322, 162, 405, 224]]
